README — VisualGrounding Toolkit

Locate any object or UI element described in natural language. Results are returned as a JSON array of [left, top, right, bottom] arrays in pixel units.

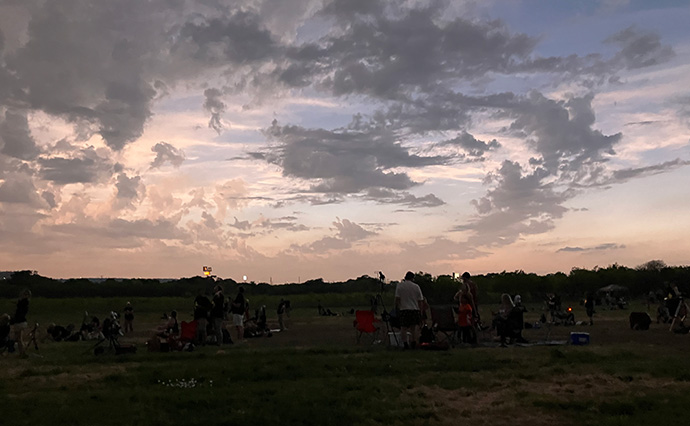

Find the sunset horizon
[[1, 1, 689, 284]]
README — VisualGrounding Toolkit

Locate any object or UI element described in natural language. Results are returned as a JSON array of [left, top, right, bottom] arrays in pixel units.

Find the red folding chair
[[354, 310, 381, 344], [180, 320, 197, 341]]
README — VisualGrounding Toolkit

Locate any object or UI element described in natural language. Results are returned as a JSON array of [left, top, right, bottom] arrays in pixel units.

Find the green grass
[[3, 296, 690, 425]]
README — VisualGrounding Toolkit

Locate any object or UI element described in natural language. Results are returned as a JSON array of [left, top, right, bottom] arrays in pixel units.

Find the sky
[[1, 0, 689, 283]]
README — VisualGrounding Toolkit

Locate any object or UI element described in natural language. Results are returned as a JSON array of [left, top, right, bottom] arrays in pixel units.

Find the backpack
[[419, 324, 435, 344]]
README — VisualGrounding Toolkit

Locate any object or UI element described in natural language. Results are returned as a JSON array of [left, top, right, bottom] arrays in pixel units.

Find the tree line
[[1, 260, 688, 303]]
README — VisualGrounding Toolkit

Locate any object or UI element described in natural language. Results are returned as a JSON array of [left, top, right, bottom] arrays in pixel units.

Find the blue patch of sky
[[483, 1, 689, 58]]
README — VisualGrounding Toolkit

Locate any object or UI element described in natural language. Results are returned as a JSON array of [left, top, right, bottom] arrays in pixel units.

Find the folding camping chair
[[430, 305, 459, 348], [354, 310, 381, 344], [167, 320, 197, 351]]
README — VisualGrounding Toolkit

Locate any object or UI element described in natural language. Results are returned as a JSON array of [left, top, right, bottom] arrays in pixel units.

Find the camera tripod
[[27, 322, 40, 351], [373, 273, 401, 347], [669, 296, 689, 332]]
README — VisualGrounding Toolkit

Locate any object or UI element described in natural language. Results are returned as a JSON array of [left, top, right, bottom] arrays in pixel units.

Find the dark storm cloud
[[259, 120, 447, 194], [203, 88, 227, 134], [4, 0, 166, 151], [151, 142, 185, 169], [115, 172, 142, 200], [173, 11, 279, 66], [0, 109, 40, 160], [307, 4, 537, 98], [38, 148, 113, 184]]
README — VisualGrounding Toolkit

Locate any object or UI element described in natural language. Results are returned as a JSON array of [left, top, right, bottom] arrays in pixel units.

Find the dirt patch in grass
[[411, 372, 688, 426], [5, 363, 133, 391]]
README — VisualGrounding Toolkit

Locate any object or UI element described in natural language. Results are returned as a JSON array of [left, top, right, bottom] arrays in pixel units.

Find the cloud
[[557, 243, 625, 253], [459, 160, 570, 247], [507, 92, 622, 177], [173, 11, 280, 67], [115, 172, 141, 200], [257, 120, 447, 195], [151, 142, 185, 169], [228, 215, 309, 234], [0, 172, 44, 206], [203, 88, 227, 134], [0, 109, 40, 160], [332, 217, 374, 241], [571, 158, 690, 188], [38, 148, 113, 184], [364, 188, 445, 208], [605, 25, 675, 70], [309, 3, 537, 98], [436, 131, 501, 158], [286, 217, 374, 254], [4, 0, 167, 151]]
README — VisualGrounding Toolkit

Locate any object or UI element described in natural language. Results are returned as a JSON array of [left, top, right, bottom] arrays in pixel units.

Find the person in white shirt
[[395, 271, 425, 349]]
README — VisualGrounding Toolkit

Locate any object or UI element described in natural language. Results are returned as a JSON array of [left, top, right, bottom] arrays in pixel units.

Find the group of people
[[186, 286, 290, 347], [393, 271, 529, 349], [191, 285, 251, 346]]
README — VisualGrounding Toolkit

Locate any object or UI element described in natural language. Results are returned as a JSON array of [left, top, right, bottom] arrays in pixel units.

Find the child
[[458, 294, 476, 344]]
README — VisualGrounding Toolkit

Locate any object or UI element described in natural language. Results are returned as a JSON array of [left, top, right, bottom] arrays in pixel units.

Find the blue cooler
[[570, 332, 590, 345]]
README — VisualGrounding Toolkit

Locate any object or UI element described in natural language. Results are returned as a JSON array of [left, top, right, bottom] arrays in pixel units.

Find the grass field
[[2, 296, 690, 426]]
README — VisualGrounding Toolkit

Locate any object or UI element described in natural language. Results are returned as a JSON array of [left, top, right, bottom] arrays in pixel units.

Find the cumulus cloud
[[151, 142, 185, 169], [38, 148, 113, 184], [0, 109, 40, 160], [291, 217, 375, 253], [258, 120, 447, 195], [0, 172, 44, 206], [460, 160, 570, 246], [0, 0, 687, 279]]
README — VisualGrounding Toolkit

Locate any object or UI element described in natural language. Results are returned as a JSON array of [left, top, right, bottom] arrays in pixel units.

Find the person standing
[[277, 298, 288, 331], [395, 271, 424, 349], [194, 291, 212, 345], [457, 294, 476, 344], [11, 289, 31, 358], [231, 287, 246, 343], [210, 285, 226, 346], [123, 302, 134, 333], [585, 293, 595, 326]]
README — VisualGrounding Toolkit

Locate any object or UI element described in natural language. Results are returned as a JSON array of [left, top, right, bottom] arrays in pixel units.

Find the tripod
[[376, 294, 400, 347], [669, 296, 689, 332], [27, 322, 39, 351]]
